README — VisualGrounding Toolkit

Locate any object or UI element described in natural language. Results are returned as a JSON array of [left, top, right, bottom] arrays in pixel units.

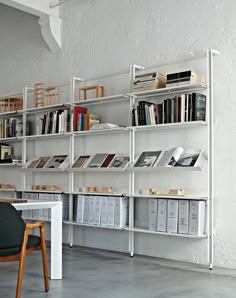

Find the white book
[[157, 199, 167, 232], [189, 201, 206, 235], [167, 200, 178, 233], [76, 195, 84, 223], [88, 196, 95, 224], [100, 197, 108, 226], [94, 196, 101, 225], [178, 200, 189, 234]]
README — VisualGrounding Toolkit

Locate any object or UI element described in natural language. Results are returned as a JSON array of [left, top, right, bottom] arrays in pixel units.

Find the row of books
[[0, 118, 23, 138], [36, 109, 70, 135], [21, 192, 69, 220], [148, 199, 205, 235], [132, 93, 206, 126], [24, 147, 205, 170], [75, 195, 129, 227], [73, 106, 100, 131]]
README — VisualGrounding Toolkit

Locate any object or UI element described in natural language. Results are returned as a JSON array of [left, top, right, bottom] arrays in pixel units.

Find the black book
[[192, 93, 206, 121], [167, 70, 192, 81]]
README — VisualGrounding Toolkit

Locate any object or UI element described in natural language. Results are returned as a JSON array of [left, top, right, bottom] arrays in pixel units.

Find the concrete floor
[[1, 246, 236, 298]]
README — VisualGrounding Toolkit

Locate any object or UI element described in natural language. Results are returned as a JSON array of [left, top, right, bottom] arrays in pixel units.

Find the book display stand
[[0, 50, 219, 270]]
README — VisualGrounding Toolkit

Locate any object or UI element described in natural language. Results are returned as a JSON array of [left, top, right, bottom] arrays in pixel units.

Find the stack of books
[[166, 70, 205, 87], [132, 71, 166, 91]]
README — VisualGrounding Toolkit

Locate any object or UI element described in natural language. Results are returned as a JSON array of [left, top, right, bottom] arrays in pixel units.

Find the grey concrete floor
[[1, 246, 236, 298]]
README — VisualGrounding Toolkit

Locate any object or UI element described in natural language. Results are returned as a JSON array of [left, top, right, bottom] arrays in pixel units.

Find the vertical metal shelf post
[[207, 49, 220, 270], [128, 95, 136, 257]]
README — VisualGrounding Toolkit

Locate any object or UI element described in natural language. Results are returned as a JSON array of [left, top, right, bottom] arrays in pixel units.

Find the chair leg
[[16, 230, 29, 298], [40, 226, 49, 292]]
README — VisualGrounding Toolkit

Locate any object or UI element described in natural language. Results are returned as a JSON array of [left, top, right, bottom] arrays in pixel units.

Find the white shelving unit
[[0, 50, 219, 269]]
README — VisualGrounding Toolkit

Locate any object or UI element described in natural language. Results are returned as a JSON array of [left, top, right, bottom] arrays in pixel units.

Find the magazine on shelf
[[100, 154, 116, 168], [35, 156, 51, 168], [86, 153, 108, 168], [24, 158, 40, 168], [134, 151, 162, 167], [72, 155, 91, 168], [45, 155, 69, 169], [156, 147, 205, 168], [109, 155, 129, 170]]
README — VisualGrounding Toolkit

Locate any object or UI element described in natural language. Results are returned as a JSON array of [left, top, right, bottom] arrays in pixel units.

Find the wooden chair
[[0, 202, 49, 298]]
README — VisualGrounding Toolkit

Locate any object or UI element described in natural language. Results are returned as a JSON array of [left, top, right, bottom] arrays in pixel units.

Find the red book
[[73, 106, 87, 131], [100, 154, 116, 167]]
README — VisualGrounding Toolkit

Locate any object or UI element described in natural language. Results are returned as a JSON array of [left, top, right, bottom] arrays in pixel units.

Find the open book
[[156, 147, 205, 168]]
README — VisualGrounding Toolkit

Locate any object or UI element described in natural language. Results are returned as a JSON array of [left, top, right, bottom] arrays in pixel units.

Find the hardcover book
[[45, 155, 68, 169], [86, 153, 108, 168], [35, 156, 51, 168], [134, 151, 162, 168], [100, 154, 116, 168], [156, 147, 204, 168], [109, 155, 129, 170], [72, 155, 91, 168]]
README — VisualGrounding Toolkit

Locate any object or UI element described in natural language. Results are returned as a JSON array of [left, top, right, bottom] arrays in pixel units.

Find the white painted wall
[[1, 0, 236, 268]]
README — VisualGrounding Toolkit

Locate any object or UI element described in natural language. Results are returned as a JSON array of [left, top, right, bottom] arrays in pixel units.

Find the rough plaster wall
[[1, 0, 236, 268]]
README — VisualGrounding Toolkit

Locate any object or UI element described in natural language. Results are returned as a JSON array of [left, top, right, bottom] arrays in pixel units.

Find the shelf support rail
[[207, 49, 220, 270]]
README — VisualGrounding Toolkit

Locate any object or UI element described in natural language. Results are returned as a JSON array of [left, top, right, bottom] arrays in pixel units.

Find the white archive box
[[167, 200, 178, 233], [83, 196, 89, 224], [94, 196, 101, 225], [178, 200, 189, 234], [100, 197, 108, 226], [88, 196, 95, 224], [107, 197, 115, 226], [114, 197, 129, 228], [53, 193, 69, 220], [76, 195, 84, 223], [149, 199, 158, 231], [157, 199, 167, 232], [189, 200, 206, 235], [38, 193, 46, 220], [31, 192, 39, 219]]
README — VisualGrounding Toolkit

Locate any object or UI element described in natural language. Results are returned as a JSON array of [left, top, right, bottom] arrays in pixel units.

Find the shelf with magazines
[[125, 50, 219, 269]]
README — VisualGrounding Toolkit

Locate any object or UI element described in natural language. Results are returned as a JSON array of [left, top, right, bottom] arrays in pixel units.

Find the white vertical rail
[[128, 95, 136, 256], [207, 49, 220, 270], [22, 87, 31, 191], [68, 77, 84, 247]]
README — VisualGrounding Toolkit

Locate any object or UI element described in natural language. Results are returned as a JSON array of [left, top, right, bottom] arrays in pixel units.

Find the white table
[[13, 200, 62, 279]]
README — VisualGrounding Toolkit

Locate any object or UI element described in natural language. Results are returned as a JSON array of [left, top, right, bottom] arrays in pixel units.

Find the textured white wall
[[1, 0, 236, 268]]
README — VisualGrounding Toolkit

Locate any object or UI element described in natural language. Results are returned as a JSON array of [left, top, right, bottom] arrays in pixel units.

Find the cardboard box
[[167, 200, 178, 233], [178, 200, 189, 234], [189, 201, 206, 235], [157, 199, 167, 232]]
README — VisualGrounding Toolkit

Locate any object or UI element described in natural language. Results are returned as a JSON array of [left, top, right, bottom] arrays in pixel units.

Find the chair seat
[[0, 235, 41, 257]]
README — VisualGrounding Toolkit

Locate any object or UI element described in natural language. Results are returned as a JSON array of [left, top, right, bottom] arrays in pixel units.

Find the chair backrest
[[0, 202, 25, 249]]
